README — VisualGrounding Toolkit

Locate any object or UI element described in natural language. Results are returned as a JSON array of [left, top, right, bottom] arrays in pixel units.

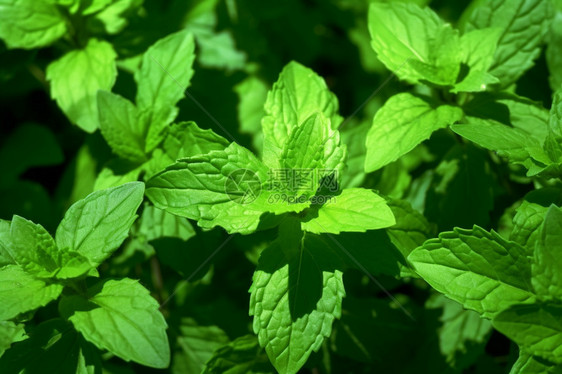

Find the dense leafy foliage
[[1, 0, 561, 373]]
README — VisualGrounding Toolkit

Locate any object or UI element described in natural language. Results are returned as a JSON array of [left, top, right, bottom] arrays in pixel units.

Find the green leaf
[[0, 219, 15, 267], [510, 350, 562, 374], [452, 28, 502, 93], [386, 199, 435, 259], [0, 0, 67, 49], [202, 335, 273, 374], [451, 117, 542, 163], [464, 0, 553, 87], [493, 303, 562, 364], [301, 189, 395, 234], [0, 318, 102, 373], [249, 221, 345, 374], [46, 38, 117, 133], [61, 278, 170, 369], [408, 226, 535, 318], [0, 321, 25, 358], [90, 0, 142, 34], [196, 31, 247, 71], [235, 76, 268, 151], [55, 182, 144, 267], [2, 215, 92, 280], [340, 121, 369, 188], [531, 205, 562, 300], [172, 318, 229, 374], [279, 112, 346, 196], [510, 201, 549, 251], [365, 93, 463, 172], [146, 142, 272, 234], [0, 265, 63, 320], [162, 121, 230, 162], [138, 204, 195, 242], [462, 92, 550, 143], [427, 295, 493, 370], [550, 89, 562, 141], [547, 1, 562, 91], [368, 2, 462, 85], [135, 30, 196, 152], [8, 215, 59, 277], [98, 90, 146, 163], [261, 61, 342, 169]]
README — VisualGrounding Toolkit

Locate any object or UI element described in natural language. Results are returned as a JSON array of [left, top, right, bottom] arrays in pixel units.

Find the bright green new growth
[[146, 61, 396, 373], [0, 182, 170, 370]]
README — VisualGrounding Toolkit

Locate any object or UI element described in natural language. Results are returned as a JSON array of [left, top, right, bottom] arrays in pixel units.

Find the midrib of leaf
[[377, 11, 426, 63]]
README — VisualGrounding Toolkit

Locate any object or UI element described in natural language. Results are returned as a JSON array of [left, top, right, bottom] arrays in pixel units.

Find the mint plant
[[145, 61, 396, 373], [0, 182, 171, 370], [1, 0, 562, 373]]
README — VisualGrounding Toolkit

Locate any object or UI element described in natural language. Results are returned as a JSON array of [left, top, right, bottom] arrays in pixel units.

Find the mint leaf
[[493, 303, 562, 365], [550, 89, 562, 141], [386, 199, 434, 277], [202, 335, 273, 374], [547, 1, 562, 91], [163, 121, 230, 161], [135, 30, 195, 152], [262, 61, 342, 169], [510, 350, 562, 374], [0, 0, 67, 49], [340, 121, 369, 188], [55, 182, 144, 267], [61, 278, 170, 368], [464, 0, 553, 87], [46, 38, 117, 133], [249, 221, 345, 374], [2, 216, 93, 280], [90, 0, 142, 34], [8, 215, 58, 277], [0, 321, 25, 358], [235, 76, 268, 151], [138, 204, 195, 242], [368, 2, 462, 85], [452, 28, 502, 93], [196, 31, 246, 71], [98, 90, 146, 163], [172, 318, 229, 374], [0, 265, 63, 320], [531, 205, 562, 300], [365, 93, 463, 172], [408, 226, 535, 318], [451, 117, 541, 164], [94, 162, 143, 191], [301, 188, 395, 234], [427, 295, 493, 370], [146, 142, 269, 234], [511, 201, 548, 251], [279, 112, 346, 196]]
